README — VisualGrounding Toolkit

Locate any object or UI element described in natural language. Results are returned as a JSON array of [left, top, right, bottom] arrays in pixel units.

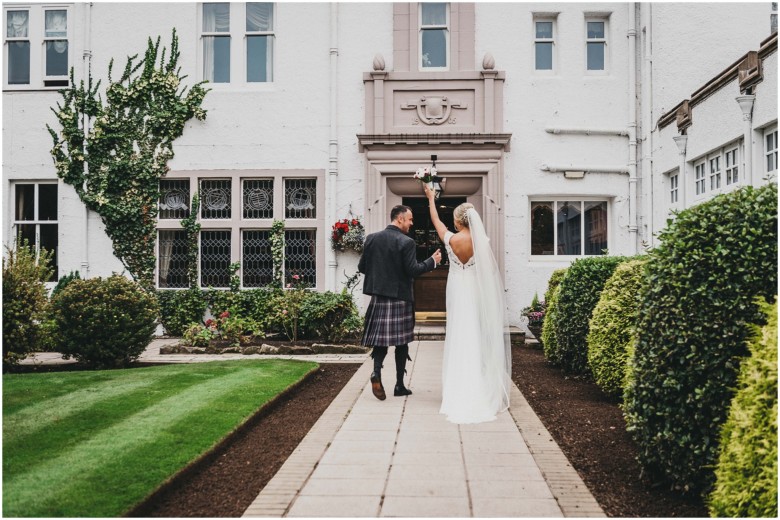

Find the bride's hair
[[453, 203, 474, 229]]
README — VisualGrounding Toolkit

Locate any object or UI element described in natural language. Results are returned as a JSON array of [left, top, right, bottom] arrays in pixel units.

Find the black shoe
[[394, 384, 412, 396], [370, 372, 386, 400]]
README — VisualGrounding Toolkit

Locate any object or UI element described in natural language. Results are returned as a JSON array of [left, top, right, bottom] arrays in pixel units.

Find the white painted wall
[[3, 2, 776, 327]]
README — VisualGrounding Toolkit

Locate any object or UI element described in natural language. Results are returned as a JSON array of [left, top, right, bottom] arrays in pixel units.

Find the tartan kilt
[[361, 295, 415, 347]]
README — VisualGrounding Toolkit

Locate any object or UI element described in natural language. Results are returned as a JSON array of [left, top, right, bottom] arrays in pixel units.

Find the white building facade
[[3, 2, 777, 326]]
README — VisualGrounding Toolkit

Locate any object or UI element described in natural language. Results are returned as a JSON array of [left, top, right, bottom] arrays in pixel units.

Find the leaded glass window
[[284, 230, 316, 286], [285, 178, 316, 219], [201, 230, 231, 287], [159, 179, 190, 219], [242, 230, 273, 287], [201, 179, 231, 219], [158, 230, 189, 288], [243, 179, 273, 219]]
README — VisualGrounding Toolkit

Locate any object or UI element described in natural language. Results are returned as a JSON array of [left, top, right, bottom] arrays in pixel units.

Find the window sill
[[3, 86, 70, 92]]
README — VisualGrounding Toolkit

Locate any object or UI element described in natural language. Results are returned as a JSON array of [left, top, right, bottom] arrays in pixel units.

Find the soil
[[127, 363, 359, 518], [115, 342, 708, 517], [512, 343, 708, 517]]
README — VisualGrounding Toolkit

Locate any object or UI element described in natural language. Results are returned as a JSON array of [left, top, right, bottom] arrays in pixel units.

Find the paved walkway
[[243, 341, 604, 518]]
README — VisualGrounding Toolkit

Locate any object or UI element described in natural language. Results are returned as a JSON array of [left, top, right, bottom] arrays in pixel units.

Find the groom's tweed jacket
[[358, 225, 435, 303]]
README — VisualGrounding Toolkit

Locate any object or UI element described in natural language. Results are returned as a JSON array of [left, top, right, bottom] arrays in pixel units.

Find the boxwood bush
[[157, 287, 208, 336], [555, 256, 627, 374], [586, 258, 646, 397], [708, 298, 777, 517], [624, 184, 777, 493], [540, 268, 567, 363], [300, 291, 363, 342], [52, 275, 159, 368]]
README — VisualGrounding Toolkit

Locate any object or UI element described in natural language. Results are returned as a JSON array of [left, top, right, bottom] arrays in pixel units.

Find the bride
[[423, 184, 512, 424]]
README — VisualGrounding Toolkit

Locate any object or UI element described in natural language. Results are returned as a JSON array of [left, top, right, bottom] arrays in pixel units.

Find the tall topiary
[[555, 256, 627, 374], [708, 298, 777, 517], [47, 30, 208, 290], [2, 240, 54, 367], [586, 258, 646, 397], [540, 268, 567, 363], [541, 284, 563, 364], [624, 184, 777, 493]]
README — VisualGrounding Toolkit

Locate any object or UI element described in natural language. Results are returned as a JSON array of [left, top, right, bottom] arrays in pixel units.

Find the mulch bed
[[512, 343, 708, 517], [127, 363, 359, 518]]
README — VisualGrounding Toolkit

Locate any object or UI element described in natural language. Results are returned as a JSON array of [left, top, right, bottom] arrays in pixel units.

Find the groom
[[358, 204, 441, 400]]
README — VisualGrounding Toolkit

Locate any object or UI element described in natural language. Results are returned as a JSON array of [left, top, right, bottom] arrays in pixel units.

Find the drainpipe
[[326, 3, 339, 291], [640, 2, 654, 247], [627, 3, 638, 254], [736, 94, 755, 186], [81, 2, 93, 278], [544, 127, 629, 136]]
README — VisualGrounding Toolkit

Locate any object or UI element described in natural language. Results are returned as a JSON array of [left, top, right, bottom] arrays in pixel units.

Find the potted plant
[[331, 217, 365, 253], [522, 293, 546, 344]]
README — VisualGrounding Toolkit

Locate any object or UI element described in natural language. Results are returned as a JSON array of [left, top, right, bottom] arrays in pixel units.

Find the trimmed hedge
[[300, 291, 363, 342], [540, 268, 567, 363], [555, 256, 627, 374], [157, 287, 208, 336], [708, 298, 778, 517], [587, 258, 646, 397], [624, 184, 777, 493], [541, 284, 563, 364], [52, 275, 159, 368]]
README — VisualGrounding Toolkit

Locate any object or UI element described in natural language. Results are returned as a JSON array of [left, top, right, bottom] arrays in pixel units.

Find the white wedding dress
[[439, 209, 512, 424]]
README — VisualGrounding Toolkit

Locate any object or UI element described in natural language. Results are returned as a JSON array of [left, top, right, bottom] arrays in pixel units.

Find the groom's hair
[[390, 205, 411, 222]]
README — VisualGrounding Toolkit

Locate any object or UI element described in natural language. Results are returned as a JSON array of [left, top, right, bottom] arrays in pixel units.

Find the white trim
[[584, 16, 609, 73], [764, 125, 778, 175], [533, 15, 556, 73]]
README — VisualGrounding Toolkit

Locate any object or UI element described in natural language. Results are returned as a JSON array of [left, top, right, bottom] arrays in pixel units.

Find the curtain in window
[[7, 11, 28, 37], [246, 3, 272, 31], [421, 3, 446, 25], [203, 3, 230, 82], [45, 11, 67, 53], [158, 231, 175, 287]]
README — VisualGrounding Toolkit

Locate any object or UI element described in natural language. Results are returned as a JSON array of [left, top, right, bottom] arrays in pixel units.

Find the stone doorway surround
[[357, 51, 511, 276]]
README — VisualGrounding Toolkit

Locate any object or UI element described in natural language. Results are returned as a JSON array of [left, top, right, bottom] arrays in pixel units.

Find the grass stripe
[[3, 360, 316, 517]]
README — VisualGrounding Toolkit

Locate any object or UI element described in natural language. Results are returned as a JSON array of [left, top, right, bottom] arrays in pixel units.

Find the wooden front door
[[403, 196, 467, 314]]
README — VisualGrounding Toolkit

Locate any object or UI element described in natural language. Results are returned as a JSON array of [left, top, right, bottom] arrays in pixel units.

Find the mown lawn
[[3, 359, 318, 517]]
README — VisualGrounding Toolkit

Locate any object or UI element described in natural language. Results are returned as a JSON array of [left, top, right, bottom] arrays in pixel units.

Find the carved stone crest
[[402, 96, 467, 126]]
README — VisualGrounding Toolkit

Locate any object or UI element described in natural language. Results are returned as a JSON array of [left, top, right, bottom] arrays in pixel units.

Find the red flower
[[351, 219, 358, 226], [220, 311, 230, 319]]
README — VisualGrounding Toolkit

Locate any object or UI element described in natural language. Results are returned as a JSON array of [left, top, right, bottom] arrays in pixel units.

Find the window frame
[[3, 4, 72, 90], [765, 126, 778, 176], [724, 146, 739, 186], [11, 181, 59, 281], [694, 160, 707, 197], [669, 171, 679, 205], [198, 2, 276, 87], [529, 198, 611, 259], [418, 2, 450, 71], [584, 16, 608, 73], [533, 16, 556, 73]]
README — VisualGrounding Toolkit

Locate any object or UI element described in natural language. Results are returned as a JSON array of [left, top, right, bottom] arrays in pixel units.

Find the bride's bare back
[[448, 230, 473, 265]]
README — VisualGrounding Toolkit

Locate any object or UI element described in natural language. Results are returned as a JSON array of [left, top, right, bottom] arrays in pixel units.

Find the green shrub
[[51, 270, 80, 298], [2, 240, 54, 367], [555, 256, 627, 374], [300, 291, 363, 342], [157, 287, 208, 336], [586, 258, 646, 397], [208, 288, 281, 334], [52, 275, 159, 368], [544, 268, 568, 305], [624, 184, 777, 493], [708, 298, 778, 517], [541, 284, 563, 364]]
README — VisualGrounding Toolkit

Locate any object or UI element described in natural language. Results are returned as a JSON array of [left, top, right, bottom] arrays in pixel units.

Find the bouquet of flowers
[[414, 166, 437, 184], [331, 217, 365, 253]]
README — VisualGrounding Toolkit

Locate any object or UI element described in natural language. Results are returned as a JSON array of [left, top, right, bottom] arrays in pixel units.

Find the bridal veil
[[466, 208, 512, 414]]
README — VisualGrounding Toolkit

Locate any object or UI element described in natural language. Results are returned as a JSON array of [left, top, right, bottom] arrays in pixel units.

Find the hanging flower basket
[[331, 217, 365, 253]]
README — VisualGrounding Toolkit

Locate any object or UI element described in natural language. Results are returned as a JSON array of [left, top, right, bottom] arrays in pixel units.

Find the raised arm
[[424, 183, 448, 242]]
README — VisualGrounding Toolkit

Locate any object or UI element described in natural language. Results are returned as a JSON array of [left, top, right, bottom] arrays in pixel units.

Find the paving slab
[[243, 340, 605, 517]]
